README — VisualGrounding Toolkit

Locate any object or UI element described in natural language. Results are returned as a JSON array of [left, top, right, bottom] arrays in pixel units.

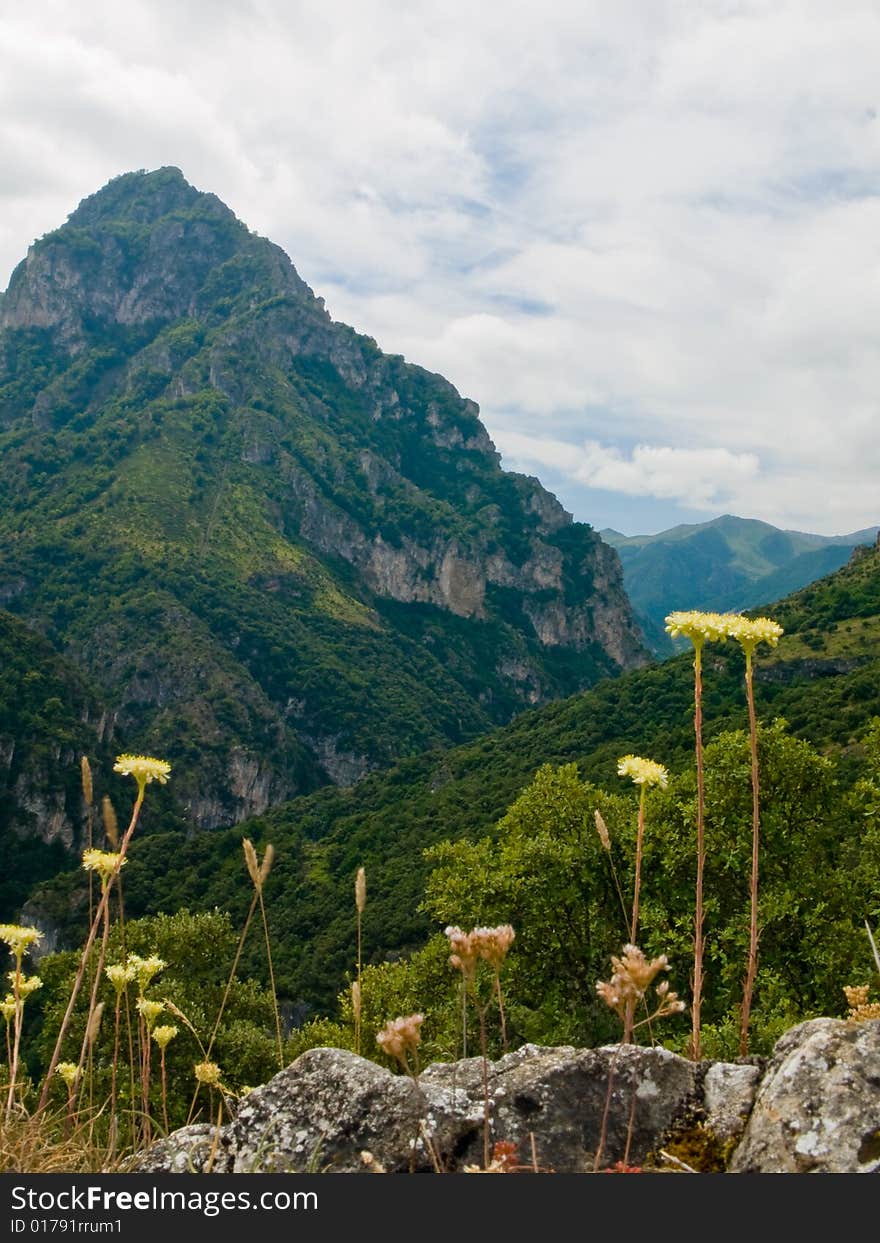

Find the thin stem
[[622, 1089, 638, 1168], [5, 955, 23, 1122], [477, 1001, 490, 1169], [691, 641, 706, 1062], [75, 890, 111, 1088], [739, 650, 760, 1057], [356, 908, 363, 1057], [630, 788, 646, 943], [258, 891, 284, 1070], [38, 788, 145, 1112], [207, 890, 258, 1056], [593, 1043, 622, 1172], [160, 1046, 169, 1134], [460, 977, 468, 1060], [110, 994, 122, 1153], [493, 969, 508, 1052]]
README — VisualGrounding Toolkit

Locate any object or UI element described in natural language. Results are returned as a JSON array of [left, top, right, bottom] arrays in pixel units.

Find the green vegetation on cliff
[[0, 168, 645, 866]]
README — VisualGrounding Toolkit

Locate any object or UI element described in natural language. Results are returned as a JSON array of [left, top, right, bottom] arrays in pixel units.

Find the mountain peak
[[1, 166, 312, 342], [65, 167, 224, 230]]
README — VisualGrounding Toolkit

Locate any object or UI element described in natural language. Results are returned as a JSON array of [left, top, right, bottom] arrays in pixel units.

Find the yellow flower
[[725, 614, 783, 654], [113, 754, 171, 786], [7, 972, 42, 999], [617, 755, 669, 789], [136, 998, 165, 1030], [664, 610, 730, 646], [152, 1024, 178, 1051], [106, 962, 137, 993], [194, 1061, 223, 1086], [56, 1062, 80, 1087], [82, 849, 126, 886], [0, 924, 43, 959], [127, 954, 166, 993], [1, 995, 17, 1022]]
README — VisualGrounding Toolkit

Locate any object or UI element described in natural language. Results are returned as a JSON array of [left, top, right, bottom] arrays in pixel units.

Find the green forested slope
[[30, 541, 880, 1017]]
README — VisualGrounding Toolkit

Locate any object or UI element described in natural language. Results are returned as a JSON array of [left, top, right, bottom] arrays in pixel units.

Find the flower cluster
[[0, 924, 43, 960], [445, 924, 516, 976], [56, 1062, 80, 1088], [127, 954, 166, 994], [7, 972, 43, 999], [664, 611, 731, 645], [106, 962, 137, 994], [194, 1061, 223, 1086], [375, 1013, 424, 1063], [136, 998, 165, 1030], [596, 944, 686, 1026], [665, 610, 783, 652], [112, 754, 171, 786], [81, 849, 126, 887], [726, 615, 784, 654], [843, 984, 880, 1022], [152, 1024, 179, 1051], [617, 755, 669, 789]]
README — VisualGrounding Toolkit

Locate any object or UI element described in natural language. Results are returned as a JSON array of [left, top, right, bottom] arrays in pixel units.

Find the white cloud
[[2, 0, 880, 534], [497, 433, 760, 510]]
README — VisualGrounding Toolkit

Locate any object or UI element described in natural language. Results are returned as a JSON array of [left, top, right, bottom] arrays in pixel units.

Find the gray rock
[[133, 1124, 232, 1174], [230, 1048, 479, 1173], [729, 1017, 880, 1173], [702, 1061, 762, 1146]]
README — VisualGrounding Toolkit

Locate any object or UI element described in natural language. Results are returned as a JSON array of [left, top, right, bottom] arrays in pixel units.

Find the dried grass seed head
[[101, 796, 119, 848], [80, 756, 93, 806], [355, 866, 367, 914], [595, 808, 611, 852]]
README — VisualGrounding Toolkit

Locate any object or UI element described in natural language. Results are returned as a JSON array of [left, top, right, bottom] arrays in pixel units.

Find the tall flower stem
[[159, 1046, 170, 1134], [739, 648, 761, 1056], [38, 784, 146, 1113], [5, 956, 24, 1122], [354, 867, 366, 1057], [110, 992, 122, 1148], [691, 639, 706, 1062], [631, 787, 647, 943], [74, 890, 111, 1087]]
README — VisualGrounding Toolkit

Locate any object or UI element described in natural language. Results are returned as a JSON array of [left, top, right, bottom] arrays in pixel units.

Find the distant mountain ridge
[[602, 514, 878, 652], [0, 167, 646, 881]]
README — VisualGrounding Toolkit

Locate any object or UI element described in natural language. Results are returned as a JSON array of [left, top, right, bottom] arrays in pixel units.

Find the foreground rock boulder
[[134, 1018, 880, 1173], [729, 1018, 880, 1173]]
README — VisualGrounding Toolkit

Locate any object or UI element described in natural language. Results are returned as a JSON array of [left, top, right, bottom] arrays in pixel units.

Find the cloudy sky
[[3, 0, 879, 535]]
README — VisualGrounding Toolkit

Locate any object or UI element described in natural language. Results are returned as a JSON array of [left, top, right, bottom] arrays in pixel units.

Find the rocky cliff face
[[0, 167, 647, 853]]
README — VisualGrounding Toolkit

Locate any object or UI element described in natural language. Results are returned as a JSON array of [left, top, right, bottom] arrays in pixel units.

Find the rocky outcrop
[[135, 1019, 880, 1174], [729, 1018, 880, 1173]]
